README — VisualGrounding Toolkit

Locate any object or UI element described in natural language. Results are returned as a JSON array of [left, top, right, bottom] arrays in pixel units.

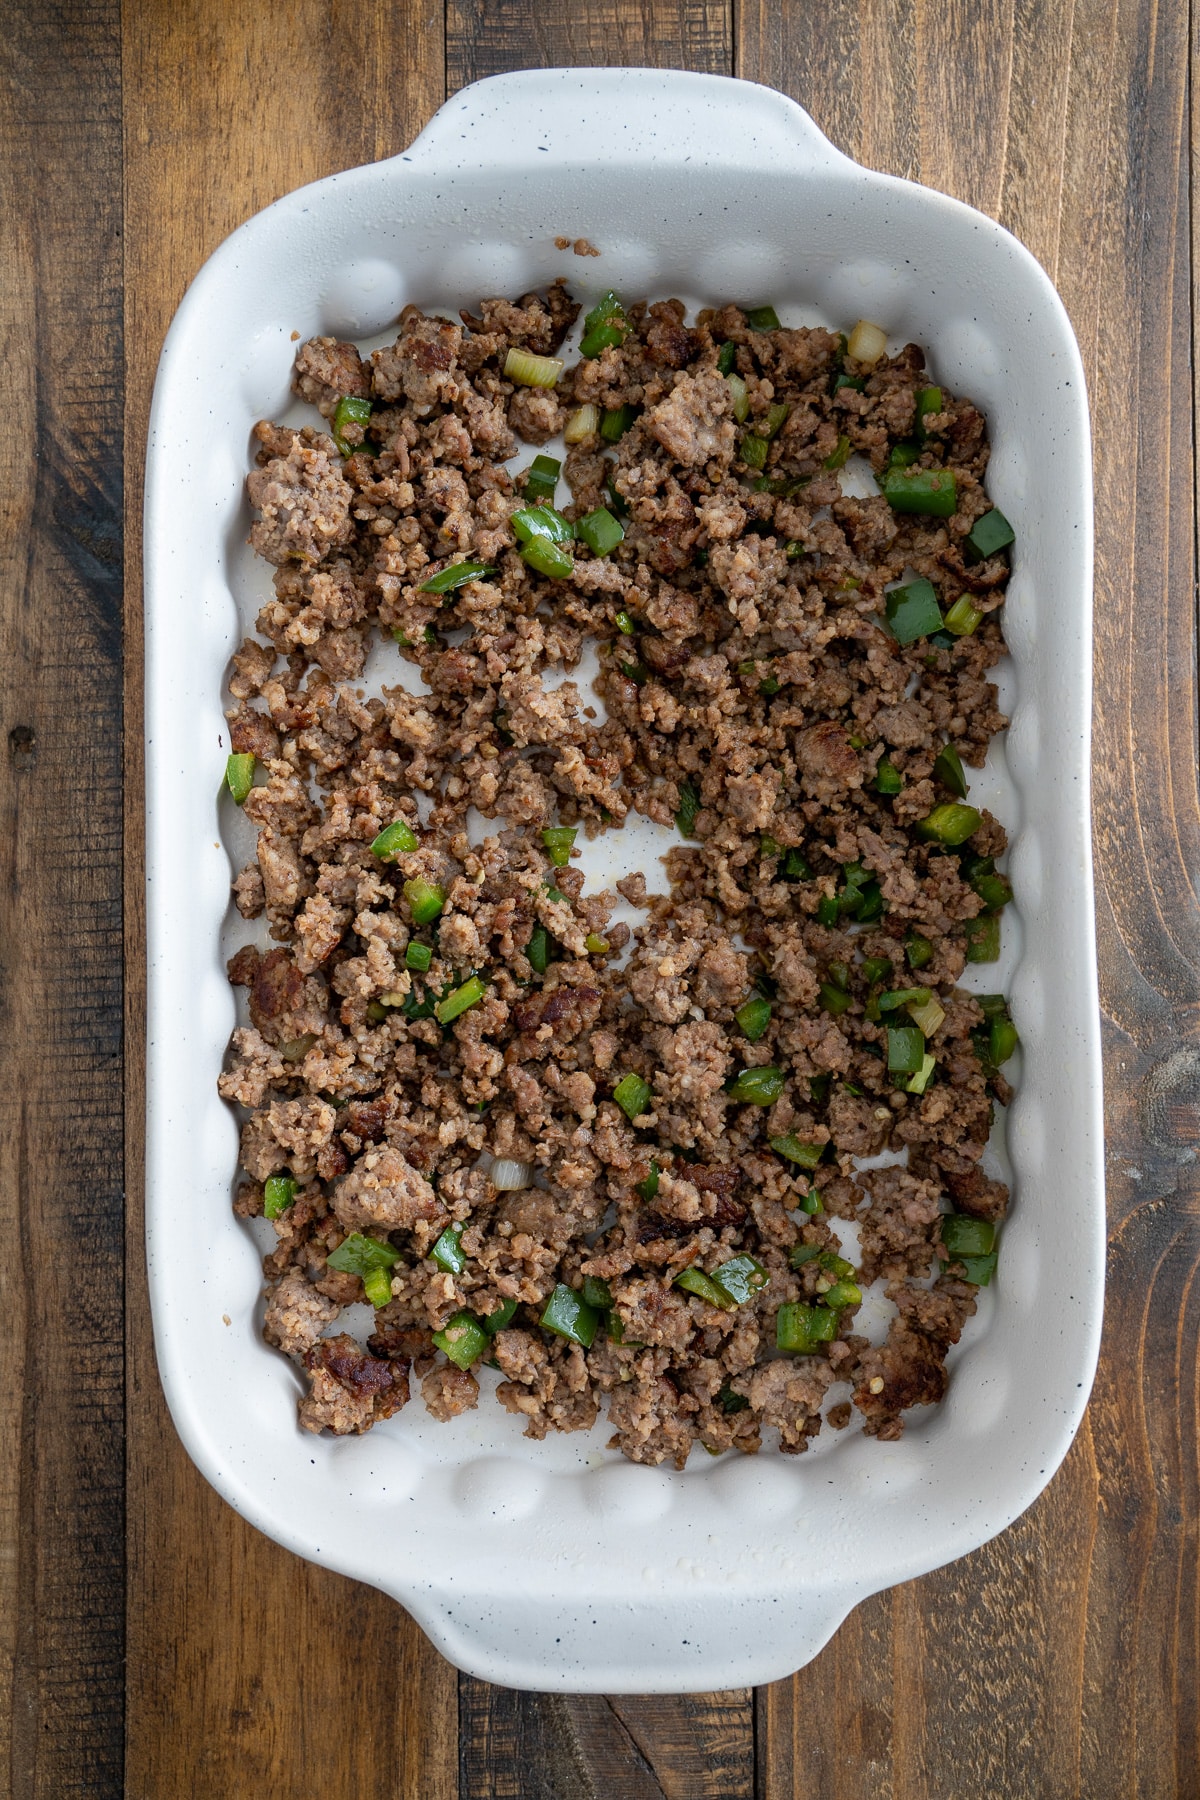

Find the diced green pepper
[[817, 894, 841, 927], [875, 757, 904, 795], [511, 503, 574, 546], [819, 981, 852, 1016], [822, 1279, 862, 1309], [762, 402, 790, 439], [675, 779, 700, 837], [581, 1276, 614, 1311], [965, 913, 1001, 962], [914, 385, 943, 438], [371, 818, 419, 859], [881, 467, 958, 517], [716, 341, 737, 375], [933, 743, 968, 798], [801, 1191, 823, 1215], [740, 432, 769, 470], [965, 508, 1015, 561], [636, 1160, 660, 1202], [600, 404, 636, 442], [613, 1073, 652, 1121], [332, 394, 373, 455], [403, 878, 446, 924], [430, 1224, 467, 1274], [263, 1174, 297, 1220], [326, 1232, 399, 1276], [420, 559, 496, 594], [940, 1214, 996, 1257], [823, 433, 852, 470], [225, 752, 255, 805], [735, 996, 773, 1042], [990, 1014, 1019, 1064], [887, 1025, 926, 1073], [957, 1251, 998, 1286], [789, 1242, 822, 1267], [776, 1301, 838, 1354], [887, 441, 921, 470], [676, 1266, 733, 1309], [526, 925, 551, 974], [713, 1255, 769, 1305], [726, 1065, 785, 1105], [745, 305, 781, 330], [782, 848, 813, 881], [860, 957, 893, 985], [770, 1135, 824, 1170], [578, 507, 625, 556], [434, 1310, 488, 1369], [483, 1297, 518, 1335], [879, 986, 932, 1013], [362, 1265, 393, 1309], [906, 933, 934, 970], [917, 803, 981, 846], [521, 538, 574, 580], [540, 1282, 600, 1347], [405, 941, 432, 973], [523, 454, 561, 503], [885, 578, 944, 645]]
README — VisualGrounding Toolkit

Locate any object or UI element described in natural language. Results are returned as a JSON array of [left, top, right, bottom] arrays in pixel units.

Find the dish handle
[[404, 69, 846, 178]]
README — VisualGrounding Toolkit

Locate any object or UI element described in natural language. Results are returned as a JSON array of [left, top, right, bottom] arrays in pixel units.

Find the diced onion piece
[[504, 347, 564, 388], [726, 372, 750, 422], [564, 403, 600, 443], [847, 319, 888, 366], [907, 995, 946, 1038], [490, 1158, 534, 1191]]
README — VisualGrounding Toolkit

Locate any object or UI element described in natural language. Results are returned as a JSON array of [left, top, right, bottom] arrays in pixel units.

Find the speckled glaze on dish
[[143, 68, 1101, 1693]]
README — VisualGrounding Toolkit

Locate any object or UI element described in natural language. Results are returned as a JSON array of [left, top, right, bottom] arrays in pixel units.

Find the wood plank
[[0, 3, 126, 1793], [744, 0, 1200, 1794], [459, 1683, 754, 1800], [121, 7, 457, 1796], [446, 6, 755, 1794], [447, 0, 732, 81]]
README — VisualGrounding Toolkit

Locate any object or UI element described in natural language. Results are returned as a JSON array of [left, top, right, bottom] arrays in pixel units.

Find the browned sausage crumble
[[221, 284, 1014, 1464]]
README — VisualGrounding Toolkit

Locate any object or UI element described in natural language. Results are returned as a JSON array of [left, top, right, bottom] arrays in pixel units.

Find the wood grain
[[742, 1, 1200, 1795], [0, 4, 126, 1793], [447, 0, 732, 80], [121, 6, 457, 1797]]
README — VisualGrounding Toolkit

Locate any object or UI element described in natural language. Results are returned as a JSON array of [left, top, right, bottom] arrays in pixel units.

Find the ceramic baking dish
[[144, 67, 1102, 1693]]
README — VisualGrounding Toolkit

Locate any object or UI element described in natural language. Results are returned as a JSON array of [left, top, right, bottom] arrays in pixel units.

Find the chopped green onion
[[434, 1310, 488, 1369], [579, 320, 626, 357], [712, 1255, 769, 1305], [541, 826, 577, 866], [540, 1282, 600, 1347], [887, 441, 921, 470], [600, 404, 636, 442], [965, 508, 1015, 561], [881, 467, 958, 517], [332, 394, 373, 455], [403, 878, 446, 924], [675, 779, 700, 837], [762, 402, 790, 439], [726, 1065, 785, 1106], [483, 1297, 518, 1335], [725, 373, 750, 422], [326, 1232, 399, 1276], [405, 941, 432, 973], [676, 1266, 733, 1309], [420, 559, 496, 595], [619, 660, 648, 684], [437, 976, 487, 1025], [504, 346, 563, 387], [879, 986, 932, 1013], [875, 757, 904, 795], [760, 675, 781, 697], [782, 848, 813, 881], [585, 934, 609, 954], [944, 595, 985, 636], [225, 752, 255, 805], [716, 342, 737, 375], [263, 1174, 297, 1220], [523, 454, 561, 503], [789, 1242, 822, 1267], [990, 1014, 1019, 1064], [582, 290, 625, 332], [717, 1383, 749, 1414], [581, 1276, 613, 1311], [613, 1073, 652, 1121], [827, 959, 850, 990], [521, 538, 574, 579], [933, 743, 968, 797], [430, 1224, 467, 1274], [745, 305, 781, 331], [362, 1265, 393, 1308], [776, 1301, 838, 1354], [801, 1191, 823, 1215], [822, 1279, 862, 1309], [885, 578, 944, 645], [370, 818, 419, 859], [917, 803, 981, 846], [941, 1214, 996, 1258], [614, 610, 636, 635], [526, 925, 551, 974], [511, 503, 573, 545], [770, 1135, 824, 1170], [833, 372, 865, 393], [823, 434, 852, 470], [740, 433, 769, 470], [957, 1251, 998, 1286], [578, 507, 625, 557], [966, 857, 1013, 912], [965, 913, 1001, 962], [735, 995, 773, 1042], [905, 1052, 937, 1094], [636, 1160, 660, 1202], [887, 1025, 925, 1073], [860, 957, 893, 985], [914, 386, 943, 439]]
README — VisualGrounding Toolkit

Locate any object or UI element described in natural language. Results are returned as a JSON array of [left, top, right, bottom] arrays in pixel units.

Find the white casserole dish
[[144, 67, 1102, 1694]]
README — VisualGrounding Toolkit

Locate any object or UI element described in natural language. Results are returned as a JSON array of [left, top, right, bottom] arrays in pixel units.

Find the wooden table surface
[[1, 0, 1196, 1793]]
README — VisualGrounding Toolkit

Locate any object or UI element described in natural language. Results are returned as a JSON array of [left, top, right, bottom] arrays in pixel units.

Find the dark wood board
[[0, 0, 1193, 1793]]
